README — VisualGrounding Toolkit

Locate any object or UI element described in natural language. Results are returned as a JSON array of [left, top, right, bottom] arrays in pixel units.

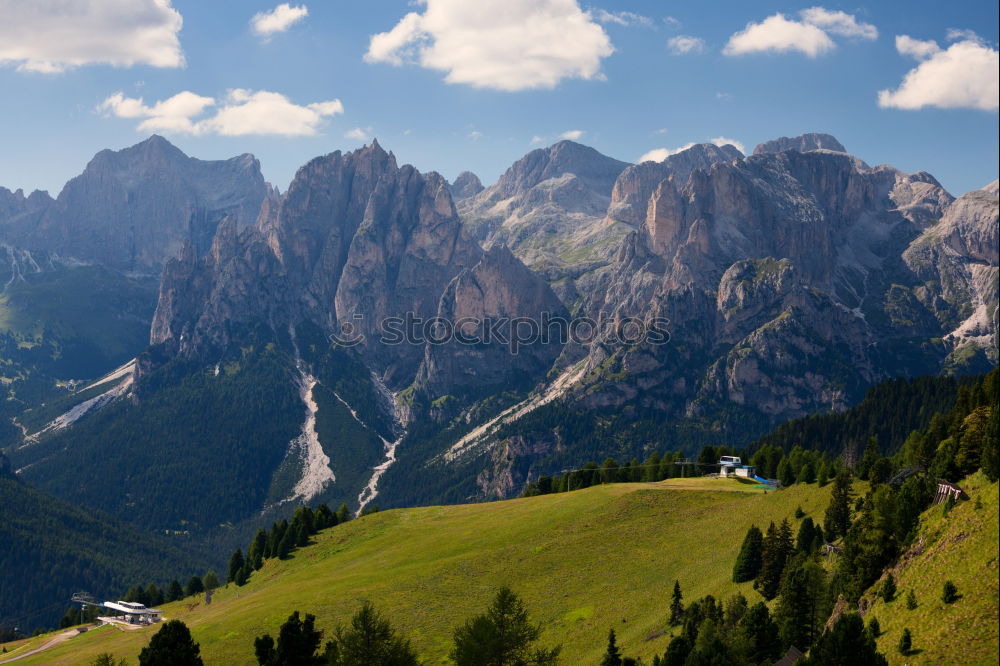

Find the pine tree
[[227, 549, 245, 584], [867, 617, 880, 639], [336, 504, 351, 524], [662, 636, 691, 666], [806, 613, 887, 666], [897, 628, 912, 655], [601, 628, 622, 666], [255, 611, 325, 666], [756, 520, 793, 600], [669, 580, 684, 626], [247, 530, 268, 570], [449, 587, 560, 666], [796, 517, 816, 553], [735, 602, 781, 664], [942, 580, 958, 603], [881, 574, 896, 603], [326, 601, 420, 666], [824, 472, 854, 540], [185, 576, 204, 598], [145, 583, 164, 607], [138, 620, 203, 666], [166, 580, 184, 602], [277, 526, 295, 560], [775, 560, 826, 651], [732, 525, 764, 582], [202, 572, 219, 592], [905, 589, 917, 610]]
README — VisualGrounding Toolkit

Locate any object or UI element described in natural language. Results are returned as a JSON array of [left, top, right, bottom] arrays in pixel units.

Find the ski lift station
[[718, 456, 756, 479], [100, 601, 162, 626]]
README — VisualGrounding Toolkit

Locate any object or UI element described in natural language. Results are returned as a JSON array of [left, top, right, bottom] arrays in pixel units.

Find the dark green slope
[[0, 456, 210, 631]]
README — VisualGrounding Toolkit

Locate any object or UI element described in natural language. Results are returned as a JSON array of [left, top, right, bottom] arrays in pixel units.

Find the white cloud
[[799, 7, 877, 39], [468, 130, 484, 140], [251, 3, 308, 40], [895, 35, 941, 59], [653, 128, 669, 135], [530, 135, 545, 145], [559, 129, 585, 140], [98, 89, 344, 136], [724, 7, 876, 58], [716, 91, 733, 101], [638, 136, 745, 163], [667, 36, 706, 55], [724, 14, 835, 57], [594, 10, 652, 28], [663, 16, 681, 31], [710, 136, 746, 153], [0, 0, 183, 73], [638, 143, 694, 163], [345, 127, 373, 141], [364, 0, 614, 91], [945, 28, 982, 44], [878, 37, 999, 111]]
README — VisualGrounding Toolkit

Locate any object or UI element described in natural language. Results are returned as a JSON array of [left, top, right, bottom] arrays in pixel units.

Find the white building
[[719, 456, 756, 478], [102, 601, 162, 625]]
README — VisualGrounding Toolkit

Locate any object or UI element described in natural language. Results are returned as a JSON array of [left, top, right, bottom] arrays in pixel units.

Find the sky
[[0, 0, 997, 198]]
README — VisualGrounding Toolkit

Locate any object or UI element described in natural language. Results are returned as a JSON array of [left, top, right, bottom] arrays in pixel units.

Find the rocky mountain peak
[[449, 171, 484, 199], [753, 132, 847, 155], [491, 140, 628, 200], [607, 142, 743, 227]]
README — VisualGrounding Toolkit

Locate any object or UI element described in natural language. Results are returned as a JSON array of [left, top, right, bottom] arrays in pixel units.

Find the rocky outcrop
[[457, 141, 631, 305], [2, 136, 268, 272], [449, 171, 484, 199], [415, 244, 568, 397], [903, 180, 999, 359], [606, 143, 744, 227], [753, 132, 847, 155], [151, 141, 562, 398]]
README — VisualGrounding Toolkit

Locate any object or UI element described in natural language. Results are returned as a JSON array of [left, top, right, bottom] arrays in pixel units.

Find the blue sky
[[0, 0, 997, 197]]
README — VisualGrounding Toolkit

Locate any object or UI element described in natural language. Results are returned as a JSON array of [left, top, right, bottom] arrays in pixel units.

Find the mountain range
[[1, 132, 996, 536]]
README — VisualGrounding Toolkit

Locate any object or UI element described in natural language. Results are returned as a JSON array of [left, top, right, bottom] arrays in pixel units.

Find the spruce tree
[[138, 620, 203, 666], [796, 517, 816, 553], [669, 580, 684, 626], [805, 613, 887, 666], [145, 583, 164, 607], [905, 589, 917, 610], [248, 530, 268, 570], [166, 580, 184, 602], [881, 574, 896, 603], [326, 601, 420, 666], [336, 504, 351, 524], [735, 602, 781, 664], [824, 472, 854, 540], [662, 636, 691, 666], [228, 549, 245, 584], [755, 521, 792, 601], [942, 581, 958, 603], [185, 576, 204, 598], [255, 611, 325, 666], [897, 628, 912, 655], [449, 587, 560, 666], [202, 572, 219, 592], [732, 525, 764, 582], [866, 617, 880, 638], [601, 628, 622, 666]]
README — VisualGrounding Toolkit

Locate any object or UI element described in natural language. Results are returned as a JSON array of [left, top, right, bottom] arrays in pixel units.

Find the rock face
[[151, 140, 563, 396], [457, 141, 630, 305], [753, 132, 847, 155], [606, 142, 744, 227], [903, 180, 999, 357], [449, 171, 484, 199], [1, 136, 268, 272]]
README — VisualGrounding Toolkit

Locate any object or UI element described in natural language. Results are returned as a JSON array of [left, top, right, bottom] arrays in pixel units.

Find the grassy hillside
[[2, 478, 826, 664], [864, 473, 999, 665]]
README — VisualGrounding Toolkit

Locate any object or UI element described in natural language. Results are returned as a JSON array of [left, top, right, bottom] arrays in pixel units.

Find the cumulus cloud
[[345, 127, 373, 141], [895, 35, 940, 59], [878, 36, 999, 111], [364, 0, 614, 91], [667, 36, 706, 55], [559, 129, 585, 140], [638, 136, 745, 163], [594, 10, 652, 28], [0, 0, 183, 73], [798, 7, 877, 39], [251, 3, 308, 40], [98, 89, 344, 136], [724, 7, 876, 58], [710, 136, 746, 153]]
